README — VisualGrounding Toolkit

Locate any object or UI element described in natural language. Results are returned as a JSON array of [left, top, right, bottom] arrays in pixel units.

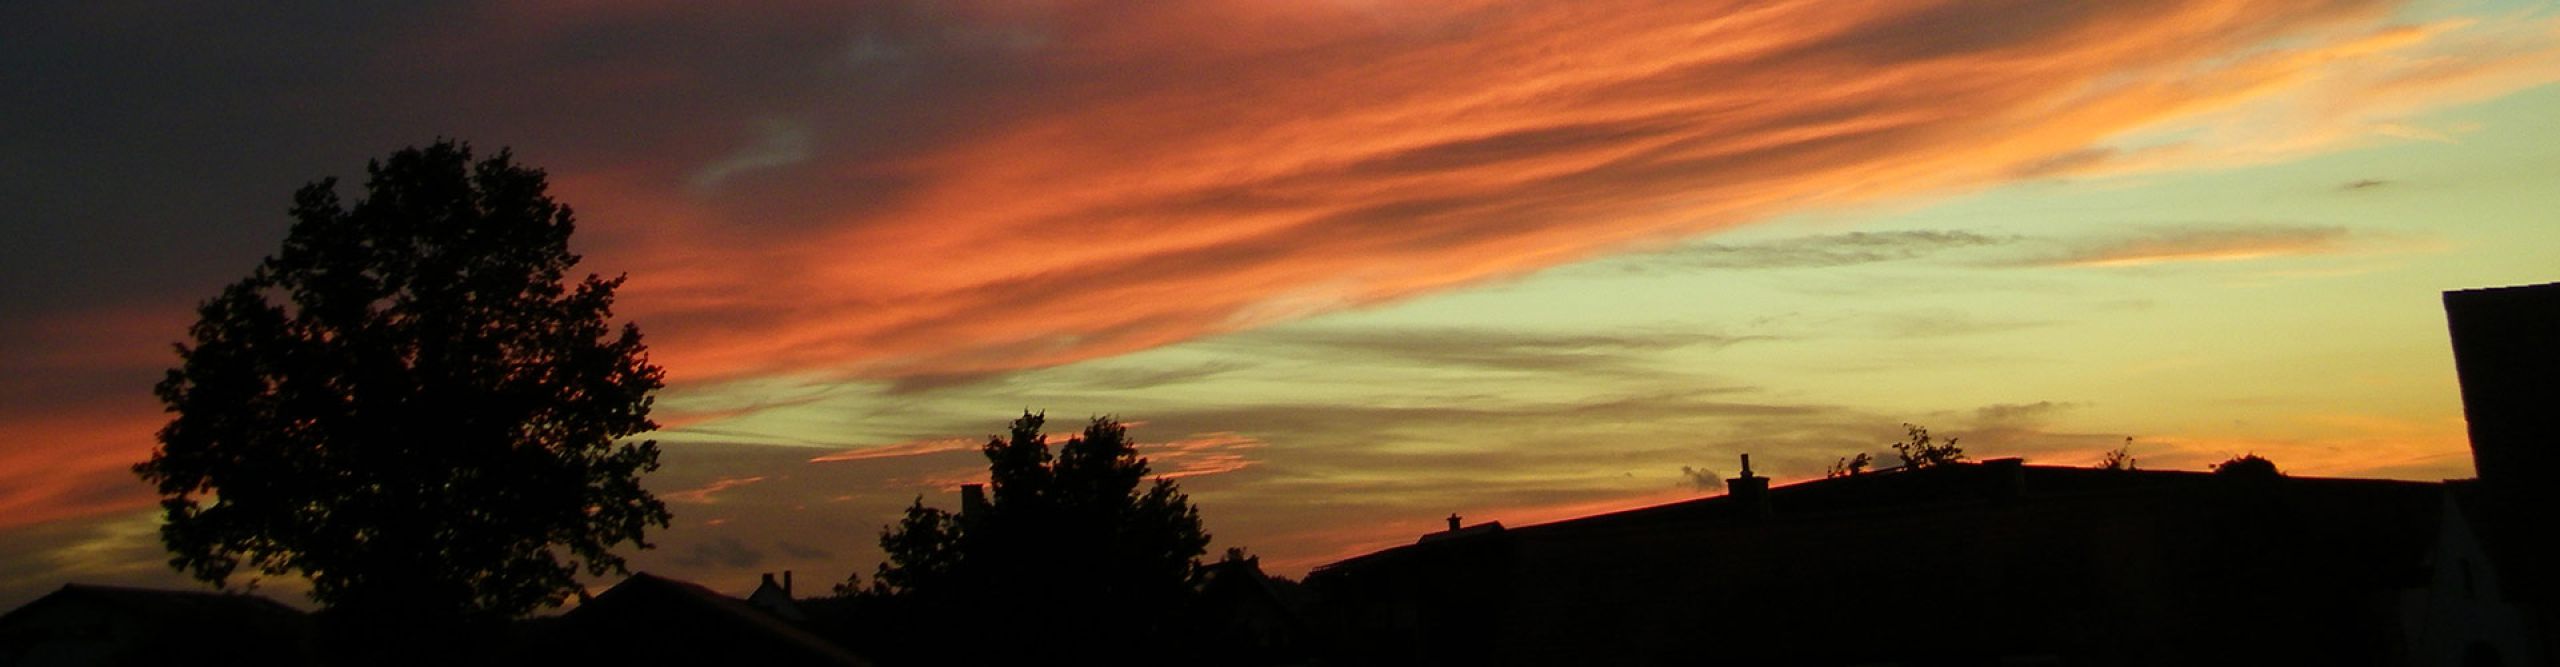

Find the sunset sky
[[4, 0, 2558, 609]]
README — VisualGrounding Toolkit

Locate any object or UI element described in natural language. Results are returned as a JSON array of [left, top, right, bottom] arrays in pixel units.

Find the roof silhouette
[[526, 572, 870, 667], [0, 583, 316, 666], [1309, 460, 2465, 665]]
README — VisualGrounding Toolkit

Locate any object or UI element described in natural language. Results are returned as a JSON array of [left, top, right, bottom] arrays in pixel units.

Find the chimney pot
[[1446, 513, 1462, 531], [784, 570, 793, 597]]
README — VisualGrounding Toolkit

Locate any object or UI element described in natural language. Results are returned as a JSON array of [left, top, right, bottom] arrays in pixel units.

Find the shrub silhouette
[[1891, 423, 1966, 469]]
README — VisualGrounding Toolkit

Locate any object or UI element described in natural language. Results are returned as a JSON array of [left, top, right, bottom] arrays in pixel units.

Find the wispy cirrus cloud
[[2026, 224, 2353, 268], [1227, 326, 1776, 374], [662, 476, 769, 504], [554, 0, 2556, 387], [0, 407, 161, 531], [1606, 230, 2019, 273], [1602, 223, 2378, 276], [806, 437, 979, 463], [1149, 433, 1266, 480], [3, 0, 2555, 558]]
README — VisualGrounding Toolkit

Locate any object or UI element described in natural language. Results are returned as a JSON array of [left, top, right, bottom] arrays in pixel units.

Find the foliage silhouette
[[865, 497, 960, 596], [134, 141, 671, 626], [1889, 423, 1965, 469], [858, 411, 1210, 664], [1828, 452, 1873, 478], [2099, 437, 2139, 471], [2212, 453, 2282, 478]]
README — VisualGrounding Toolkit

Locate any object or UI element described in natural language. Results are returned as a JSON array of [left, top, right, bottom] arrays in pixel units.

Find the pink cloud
[[1147, 432, 1266, 480], [662, 476, 769, 504]]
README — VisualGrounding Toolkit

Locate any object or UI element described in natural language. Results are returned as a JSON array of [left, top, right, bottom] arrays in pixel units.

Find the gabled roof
[[1, 583, 307, 626], [0, 583, 316, 666], [538, 572, 870, 667]]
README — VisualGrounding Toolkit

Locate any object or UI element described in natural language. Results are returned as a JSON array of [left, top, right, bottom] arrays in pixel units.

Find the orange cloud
[[6, 0, 2553, 548], [662, 476, 769, 504], [1148, 432, 1266, 480], [509, 0, 2549, 391], [895, 467, 991, 494], [0, 406, 159, 530], [2127, 413, 2475, 479]]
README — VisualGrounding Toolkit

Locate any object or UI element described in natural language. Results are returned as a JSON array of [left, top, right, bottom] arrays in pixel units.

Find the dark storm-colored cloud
[[775, 541, 834, 561], [0, 0, 1060, 314]]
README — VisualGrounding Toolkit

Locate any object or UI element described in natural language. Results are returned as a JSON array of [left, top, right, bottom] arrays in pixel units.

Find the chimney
[[1446, 513, 1462, 532], [2445, 283, 2560, 500], [760, 572, 778, 591], [1727, 454, 1770, 519], [783, 570, 793, 597], [961, 483, 989, 517]]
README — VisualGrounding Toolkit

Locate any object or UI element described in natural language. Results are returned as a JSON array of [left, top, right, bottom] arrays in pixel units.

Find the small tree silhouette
[[1890, 423, 1965, 469], [860, 412, 1210, 664], [1828, 452, 1873, 478], [2099, 438, 2139, 471]]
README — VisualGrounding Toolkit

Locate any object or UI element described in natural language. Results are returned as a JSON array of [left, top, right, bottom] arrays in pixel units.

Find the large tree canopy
[[135, 141, 671, 621]]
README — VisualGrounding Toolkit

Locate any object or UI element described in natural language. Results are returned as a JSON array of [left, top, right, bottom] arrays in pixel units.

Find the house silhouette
[[1304, 283, 2560, 666], [524, 571, 869, 667], [0, 584, 317, 666]]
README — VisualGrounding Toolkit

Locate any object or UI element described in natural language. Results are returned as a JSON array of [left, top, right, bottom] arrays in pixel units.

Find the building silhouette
[[1305, 283, 2560, 666], [523, 572, 869, 667]]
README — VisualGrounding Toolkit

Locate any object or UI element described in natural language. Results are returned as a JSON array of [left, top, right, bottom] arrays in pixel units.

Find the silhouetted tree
[[134, 142, 671, 632], [1828, 452, 1873, 478], [1890, 423, 1965, 469], [2099, 438, 2139, 471], [1181, 546, 1315, 665], [866, 497, 960, 596], [864, 412, 1210, 664]]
